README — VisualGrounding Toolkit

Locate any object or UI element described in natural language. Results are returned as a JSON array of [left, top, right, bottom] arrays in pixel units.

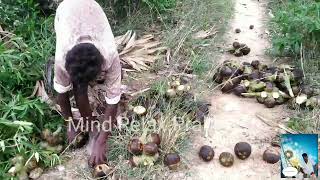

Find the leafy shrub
[[269, 0, 320, 56], [142, 0, 176, 11], [0, 0, 63, 178], [98, 0, 176, 18]]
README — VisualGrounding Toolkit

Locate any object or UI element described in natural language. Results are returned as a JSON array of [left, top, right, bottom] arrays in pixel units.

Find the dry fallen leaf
[[115, 30, 167, 71], [192, 26, 218, 40]]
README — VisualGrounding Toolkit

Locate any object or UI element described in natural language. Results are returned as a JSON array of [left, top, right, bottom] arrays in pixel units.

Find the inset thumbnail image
[[280, 134, 318, 179]]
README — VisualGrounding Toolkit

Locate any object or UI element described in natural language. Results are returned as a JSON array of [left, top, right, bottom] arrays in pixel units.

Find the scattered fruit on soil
[[143, 142, 159, 156], [251, 60, 260, 69], [234, 142, 252, 160], [263, 148, 280, 164], [234, 49, 243, 57], [219, 152, 234, 167], [74, 133, 89, 148], [264, 97, 277, 108], [133, 106, 147, 115], [291, 86, 300, 96], [170, 80, 181, 88], [213, 59, 319, 109], [130, 154, 159, 167], [233, 85, 247, 96], [164, 153, 181, 170], [166, 89, 176, 98], [301, 85, 314, 97], [199, 145, 215, 162], [178, 64, 193, 74], [41, 128, 51, 140], [148, 133, 161, 146], [213, 74, 223, 84], [194, 110, 206, 125], [29, 167, 43, 179], [233, 41, 241, 49], [93, 164, 113, 178], [128, 138, 143, 155], [248, 70, 261, 80], [265, 82, 274, 92], [241, 46, 251, 55], [256, 96, 266, 104], [220, 66, 233, 77], [221, 77, 241, 93], [292, 68, 304, 81], [176, 85, 186, 94], [26, 158, 38, 172]]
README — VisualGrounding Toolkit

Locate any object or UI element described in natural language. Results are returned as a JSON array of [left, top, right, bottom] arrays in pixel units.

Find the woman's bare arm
[[57, 92, 72, 120]]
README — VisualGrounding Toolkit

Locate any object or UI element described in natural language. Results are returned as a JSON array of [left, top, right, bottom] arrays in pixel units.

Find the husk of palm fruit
[[306, 96, 320, 108], [248, 81, 266, 92], [221, 77, 241, 93], [248, 70, 261, 80], [213, 60, 318, 109], [233, 84, 247, 96]]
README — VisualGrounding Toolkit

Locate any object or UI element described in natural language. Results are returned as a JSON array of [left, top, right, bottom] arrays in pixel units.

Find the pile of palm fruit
[[213, 60, 320, 108], [119, 77, 211, 170], [125, 77, 211, 125], [227, 41, 251, 57]]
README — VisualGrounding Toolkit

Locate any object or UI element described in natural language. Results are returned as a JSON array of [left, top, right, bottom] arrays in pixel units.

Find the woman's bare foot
[[88, 132, 109, 167], [87, 130, 99, 155]]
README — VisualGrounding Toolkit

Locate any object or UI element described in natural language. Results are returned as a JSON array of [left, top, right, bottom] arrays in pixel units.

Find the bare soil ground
[[180, 0, 288, 179]]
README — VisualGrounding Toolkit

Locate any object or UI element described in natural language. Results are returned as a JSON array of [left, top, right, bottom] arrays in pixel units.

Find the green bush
[[98, 0, 176, 18], [142, 0, 176, 11], [0, 0, 63, 178], [269, 0, 320, 56]]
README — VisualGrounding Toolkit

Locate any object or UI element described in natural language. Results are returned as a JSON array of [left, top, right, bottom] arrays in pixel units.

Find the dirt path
[[182, 0, 287, 179]]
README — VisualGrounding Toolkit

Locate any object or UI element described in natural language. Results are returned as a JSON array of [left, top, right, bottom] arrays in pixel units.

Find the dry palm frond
[[29, 80, 52, 104], [115, 31, 167, 71], [192, 26, 218, 40]]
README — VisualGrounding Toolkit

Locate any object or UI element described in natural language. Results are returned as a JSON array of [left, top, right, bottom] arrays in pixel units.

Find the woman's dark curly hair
[[65, 43, 103, 91]]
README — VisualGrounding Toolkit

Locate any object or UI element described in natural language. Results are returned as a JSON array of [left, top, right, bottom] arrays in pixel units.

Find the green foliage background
[[269, 0, 320, 57]]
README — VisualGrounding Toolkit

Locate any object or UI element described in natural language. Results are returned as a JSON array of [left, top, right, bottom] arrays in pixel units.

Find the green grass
[[268, 0, 320, 133], [107, 80, 202, 179]]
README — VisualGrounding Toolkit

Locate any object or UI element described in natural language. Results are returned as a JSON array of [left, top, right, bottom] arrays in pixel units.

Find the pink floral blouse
[[53, 0, 121, 104]]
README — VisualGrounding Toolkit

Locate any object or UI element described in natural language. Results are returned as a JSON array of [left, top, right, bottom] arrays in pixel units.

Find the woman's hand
[[88, 104, 117, 167], [88, 132, 109, 167]]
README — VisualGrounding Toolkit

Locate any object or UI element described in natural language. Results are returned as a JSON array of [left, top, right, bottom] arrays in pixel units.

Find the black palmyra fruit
[[233, 85, 247, 96], [164, 153, 181, 170], [263, 149, 280, 164], [251, 60, 260, 69], [264, 97, 276, 108], [143, 142, 159, 156], [234, 142, 252, 160], [128, 138, 143, 155], [241, 46, 251, 55], [199, 145, 215, 162], [219, 152, 234, 167], [93, 164, 113, 178], [149, 133, 161, 146], [233, 41, 241, 49]]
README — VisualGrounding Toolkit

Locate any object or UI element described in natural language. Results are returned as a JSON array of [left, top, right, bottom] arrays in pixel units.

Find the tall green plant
[[0, 0, 62, 178], [269, 0, 320, 56]]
